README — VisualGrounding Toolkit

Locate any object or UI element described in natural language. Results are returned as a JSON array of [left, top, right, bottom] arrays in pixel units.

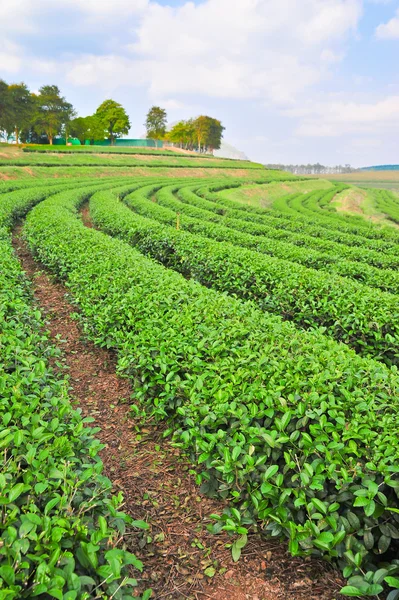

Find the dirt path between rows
[[12, 222, 344, 600], [334, 188, 366, 216]]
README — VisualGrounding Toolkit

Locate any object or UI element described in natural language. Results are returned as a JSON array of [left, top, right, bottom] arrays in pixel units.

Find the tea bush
[[24, 184, 399, 598], [0, 182, 151, 600], [121, 186, 399, 365]]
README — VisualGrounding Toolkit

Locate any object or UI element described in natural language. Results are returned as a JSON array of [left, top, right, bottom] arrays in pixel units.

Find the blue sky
[[1, 0, 398, 167]]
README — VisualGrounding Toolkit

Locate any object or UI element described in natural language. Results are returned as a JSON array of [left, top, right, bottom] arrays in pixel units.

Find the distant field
[[326, 170, 399, 194]]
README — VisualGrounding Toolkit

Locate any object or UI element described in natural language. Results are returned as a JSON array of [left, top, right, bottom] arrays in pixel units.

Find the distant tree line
[[144, 107, 224, 153], [164, 116, 225, 153], [0, 79, 225, 152], [266, 163, 357, 175]]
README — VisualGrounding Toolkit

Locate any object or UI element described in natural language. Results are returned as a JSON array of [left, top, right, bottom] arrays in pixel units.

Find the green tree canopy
[[145, 106, 167, 147], [6, 83, 35, 144], [95, 99, 130, 145], [193, 115, 224, 153], [69, 115, 106, 145], [68, 117, 87, 144], [34, 85, 75, 145], [166, 119, 196, 149], [204, 117, 224, 152], [0, 80, 10, 140], [167, 116, 224, 153]]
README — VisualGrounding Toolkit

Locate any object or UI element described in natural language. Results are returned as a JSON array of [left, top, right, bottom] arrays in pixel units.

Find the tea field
[[2, 146, 399, 600]]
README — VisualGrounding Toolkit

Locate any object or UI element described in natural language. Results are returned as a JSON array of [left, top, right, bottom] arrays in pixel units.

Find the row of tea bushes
[[24, 183, 399, 597]]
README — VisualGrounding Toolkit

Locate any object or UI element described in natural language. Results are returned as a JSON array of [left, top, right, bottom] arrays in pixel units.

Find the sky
[[0, 0, 398, 167]]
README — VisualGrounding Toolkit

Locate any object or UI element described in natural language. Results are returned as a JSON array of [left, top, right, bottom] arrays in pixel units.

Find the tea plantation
[[2, 148, 399, 599]]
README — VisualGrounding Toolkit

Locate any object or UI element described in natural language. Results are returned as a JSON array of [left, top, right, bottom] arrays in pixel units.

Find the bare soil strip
[[334, 188, 366, 216], [12, 222, 344, 600]]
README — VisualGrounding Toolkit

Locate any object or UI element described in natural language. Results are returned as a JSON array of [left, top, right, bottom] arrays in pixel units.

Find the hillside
[[3, 144, 399, 600]]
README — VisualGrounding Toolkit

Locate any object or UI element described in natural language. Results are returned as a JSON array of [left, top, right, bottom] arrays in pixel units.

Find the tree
[[193, 115, 209, 153], [167, 119, 196, 149], [34, 85, 75, 145], [145, 106, 167, 147], [68, 116, 88, 144], [69, 115, 106, 145], [6, 83, 34, 144], [192, 115, 225, 153], [0, 79, 10, 140], [85, 115, 107, 144], [95, 99, 130, 145], [205, 117, 224, 152]]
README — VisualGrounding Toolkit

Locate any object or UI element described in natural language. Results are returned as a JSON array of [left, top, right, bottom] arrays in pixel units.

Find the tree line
[[147, 109, 225, 153], [0, 80, 224, 152], [266, 163, 356, 175]]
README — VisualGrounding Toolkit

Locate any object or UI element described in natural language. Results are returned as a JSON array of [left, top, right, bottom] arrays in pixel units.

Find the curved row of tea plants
[[0, 152, 264, 170], [22, 145, 242, 161], [194, 184, 399, 249], [119, 184, 399, 365], [156, 184, 399, 272], [369, 188, 399, 225], [171, 185, 399, 284], [22, 183, 399, 599], [98, 183, 399, 297], [0, 180, 151, 600]]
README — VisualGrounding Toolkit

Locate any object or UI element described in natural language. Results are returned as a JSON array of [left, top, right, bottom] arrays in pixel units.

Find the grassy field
[[327, 169, 399, 194], [3, 146, 399, 599]]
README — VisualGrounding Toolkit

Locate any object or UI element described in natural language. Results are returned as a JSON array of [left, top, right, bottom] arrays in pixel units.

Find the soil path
[[12, 222, 344, 600]]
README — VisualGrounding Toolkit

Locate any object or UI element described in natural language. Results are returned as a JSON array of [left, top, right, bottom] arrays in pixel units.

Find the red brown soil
[[12, 223, 345, 600]]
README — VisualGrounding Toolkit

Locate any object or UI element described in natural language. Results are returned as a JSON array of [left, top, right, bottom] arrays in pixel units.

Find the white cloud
[[298, 0, 361, 44], [0, 40, 22, 73], [320, 49, 345, 63], [0, 0, 364, 107], [287, 95, 399, 137], [64, 0, 362, 106], [0, 0, 36, 33], [67, 55, 138, 88], [0, 38, 56, 78], [376, 8, 399, 39], [69, 0, 148, 13]]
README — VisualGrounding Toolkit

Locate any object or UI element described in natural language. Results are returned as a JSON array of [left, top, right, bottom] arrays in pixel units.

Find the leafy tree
[[34, 85, 75, 145], [6, 83, 35, 144], [145, 106, 167, 147], [69, 115, 106, 145], [204, 117, 224, 152], [0, 79, 10, 140], [167, 119, 196, 149], [68, 116, 88, 144], [95, 99, 130, 145], [193, 115, 209, 153], [193, 115, 224, 153], [20, 127, 45, 144]]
